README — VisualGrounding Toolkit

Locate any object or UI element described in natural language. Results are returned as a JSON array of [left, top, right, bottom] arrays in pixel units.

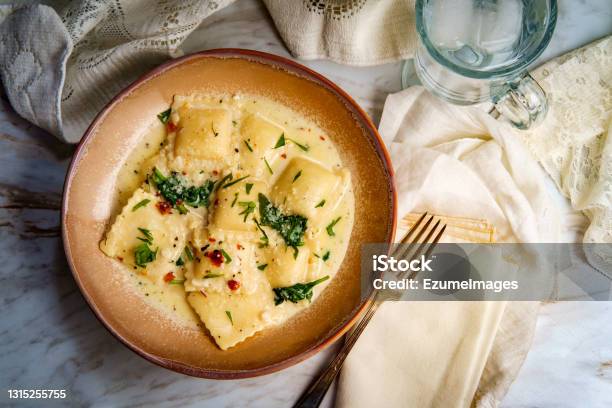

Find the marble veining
[[0, 0, 610, 407]]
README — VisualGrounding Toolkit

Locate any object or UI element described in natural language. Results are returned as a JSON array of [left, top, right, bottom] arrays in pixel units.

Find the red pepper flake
[[208, 237, 216, 243], [200, 289, 208, 297], [156, 200, 172, 215], [167, 122, 177, 132], [117, 256, 124, 262], [212, 170, 219, 176], [182, 171, 187, 175], [281, 153, 287, 159], [236, 243, 243, 250], [214, 198, 219, 206], [320, 135, 326, 141], [164, 272, 175, 283], [205, 249, 224, 267], [227, 279, 240, 291]]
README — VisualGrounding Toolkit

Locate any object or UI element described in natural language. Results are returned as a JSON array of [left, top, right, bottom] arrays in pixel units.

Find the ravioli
[[211, 179, 268, 232], [270, 157, 347, 222], [101, 94, 355, 350], [174, 106, 233, 161], [100, 188, 201, 284]]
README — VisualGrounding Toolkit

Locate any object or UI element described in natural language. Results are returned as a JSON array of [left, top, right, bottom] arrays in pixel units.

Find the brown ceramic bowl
[[62, 49, 396, 379]]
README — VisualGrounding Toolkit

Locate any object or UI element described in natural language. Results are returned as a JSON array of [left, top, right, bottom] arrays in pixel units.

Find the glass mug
[[411, 0, 557, 129]]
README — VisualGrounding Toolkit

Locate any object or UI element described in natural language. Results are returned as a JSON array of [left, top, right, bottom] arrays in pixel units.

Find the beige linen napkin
[[337, 38, 611, 407], [335, 81, 561, 407]]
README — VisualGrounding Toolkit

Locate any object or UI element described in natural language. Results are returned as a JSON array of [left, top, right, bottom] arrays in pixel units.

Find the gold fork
[[293, 213, 447, 408]]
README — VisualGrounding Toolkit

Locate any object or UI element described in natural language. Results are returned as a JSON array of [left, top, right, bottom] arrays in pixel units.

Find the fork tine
[[424, 224, 446, 259], [400, 212, 428, 244], [409, 219, 442, 259], [393, 215, 435, 260], [391, 214, 433, 259], [404, 221, 445, 280]]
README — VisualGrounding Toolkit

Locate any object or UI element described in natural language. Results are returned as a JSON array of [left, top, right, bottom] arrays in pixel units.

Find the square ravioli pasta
[[100, 188, 201, 284], [270, 157, 350, 223], [187, 276, 275, 350], [210, 178, 268, 232], [239, 114, 284, 178], [173, 105, 233, 161]]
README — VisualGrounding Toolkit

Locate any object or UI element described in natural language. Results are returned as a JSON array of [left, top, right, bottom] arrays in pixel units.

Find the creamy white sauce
[[109, 93, 355, 335]]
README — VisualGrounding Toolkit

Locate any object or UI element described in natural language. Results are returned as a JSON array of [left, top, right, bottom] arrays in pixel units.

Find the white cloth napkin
[[337, 42, 611, 407], [335, 86, 561, 408]]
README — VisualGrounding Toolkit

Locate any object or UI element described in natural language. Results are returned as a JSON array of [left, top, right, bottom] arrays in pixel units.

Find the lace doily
[[523, 37, 612, 244]]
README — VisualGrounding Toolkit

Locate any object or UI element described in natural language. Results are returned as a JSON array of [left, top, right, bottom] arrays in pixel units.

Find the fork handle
[[293, 298, 381, 408]]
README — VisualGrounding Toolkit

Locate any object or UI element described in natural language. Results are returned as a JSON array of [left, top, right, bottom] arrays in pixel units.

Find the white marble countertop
[[0, 0, 611, 407]]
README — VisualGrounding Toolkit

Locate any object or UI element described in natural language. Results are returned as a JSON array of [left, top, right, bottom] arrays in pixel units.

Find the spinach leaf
[[273, 276, 329, 305], [151, 168, 214, 210], [257, 193, 307, 250]]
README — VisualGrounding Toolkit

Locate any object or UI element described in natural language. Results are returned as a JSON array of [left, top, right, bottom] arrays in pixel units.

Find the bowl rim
[[61, 48, 398, 379]]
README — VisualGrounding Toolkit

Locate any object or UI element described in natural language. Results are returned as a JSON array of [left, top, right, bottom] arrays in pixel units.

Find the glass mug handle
[[489, 74, 548, 130]]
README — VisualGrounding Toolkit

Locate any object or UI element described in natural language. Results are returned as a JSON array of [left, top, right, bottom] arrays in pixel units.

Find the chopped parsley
[[273, 276, 329, 305], [326, 217, 342, 236], [245, 183, 254, 194], [215, 174, 233, 191], [292, 170, 302, 183], [169, 279, 185, 285], [289, 139, 309, 152], [273, 133, 309, 151], [264, 157, 273, 175], [258, 193, 307, 251], [257, 263, 268, 271], [211, 123, 219, 137], [322, 250, 330, 261], [274, 133, 286, 148], [253, 218, 269, 247], [132, 199, 151, 212], [175, 257, 185, 266], [134, 228, 157, 268], [243, 140, 253, 152], [222, 175, 249, 189], [238, 201, 256, 222], [225, 310, 233, 325], [157, 108, 171, 124], [204, 273, 223, 279], [184, 245, 195, 261], [315, 199, 326, 208], [137, 227, 154, 243], [231, 192, 239, 207], [176, 203, 188, 215], [220, 248, 232, 263]]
